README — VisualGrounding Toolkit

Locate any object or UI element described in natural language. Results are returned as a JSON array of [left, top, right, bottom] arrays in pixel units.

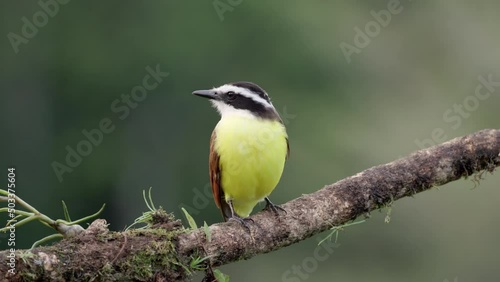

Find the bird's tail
[[219, 190, 232, 222]]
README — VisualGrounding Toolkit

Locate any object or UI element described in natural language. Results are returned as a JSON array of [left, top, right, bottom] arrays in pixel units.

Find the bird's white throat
[[211, 100, 259, 119]]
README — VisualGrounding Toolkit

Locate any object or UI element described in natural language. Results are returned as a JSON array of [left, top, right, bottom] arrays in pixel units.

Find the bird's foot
[[228, 216, 254, 231], [264, 197, 287, 216]]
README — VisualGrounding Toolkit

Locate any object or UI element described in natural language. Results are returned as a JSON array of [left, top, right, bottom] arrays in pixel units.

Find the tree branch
[[2, 129, 499, 281]]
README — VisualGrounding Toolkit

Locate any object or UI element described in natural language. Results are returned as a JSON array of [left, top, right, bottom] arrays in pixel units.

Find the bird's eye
[[226, 91, 236, 100]]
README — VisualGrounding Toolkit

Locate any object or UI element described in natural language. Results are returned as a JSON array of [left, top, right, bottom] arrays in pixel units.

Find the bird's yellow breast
[[214, 115, 287, 217]]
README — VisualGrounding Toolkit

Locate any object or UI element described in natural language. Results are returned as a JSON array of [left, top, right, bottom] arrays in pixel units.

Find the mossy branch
[[1, 129, 499, 281]]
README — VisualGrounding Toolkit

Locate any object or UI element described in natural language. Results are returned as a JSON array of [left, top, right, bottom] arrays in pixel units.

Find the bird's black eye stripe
[[231, 81, 270, 103], [226, 91, 236, 100]]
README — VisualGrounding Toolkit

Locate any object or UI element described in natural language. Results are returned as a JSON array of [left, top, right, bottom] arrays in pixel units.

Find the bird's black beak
[[192, 89, 217, 100]]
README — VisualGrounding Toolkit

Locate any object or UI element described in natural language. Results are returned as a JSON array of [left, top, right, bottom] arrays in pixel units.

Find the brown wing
[[209, 130, 222, 209], [285, 137, 290, 160], [209, 130, 232, 221]]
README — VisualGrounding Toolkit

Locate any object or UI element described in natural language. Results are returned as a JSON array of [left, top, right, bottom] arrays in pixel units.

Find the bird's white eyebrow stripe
[[214, 85, 273, 108]]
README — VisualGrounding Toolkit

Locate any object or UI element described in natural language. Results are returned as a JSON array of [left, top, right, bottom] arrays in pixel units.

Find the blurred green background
[[1, 1, 499, 281]]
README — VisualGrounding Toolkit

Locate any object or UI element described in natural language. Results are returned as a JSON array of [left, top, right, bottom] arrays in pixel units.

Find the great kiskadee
[[193, 82, 289, 222]]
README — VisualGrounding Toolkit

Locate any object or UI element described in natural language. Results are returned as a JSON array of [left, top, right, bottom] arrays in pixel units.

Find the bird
[[192, 81, 289, 223]]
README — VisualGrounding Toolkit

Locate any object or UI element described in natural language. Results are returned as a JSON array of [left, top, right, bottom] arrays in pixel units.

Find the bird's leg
[[264, 197, 286, 215], [227, 200, 254, 230]]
